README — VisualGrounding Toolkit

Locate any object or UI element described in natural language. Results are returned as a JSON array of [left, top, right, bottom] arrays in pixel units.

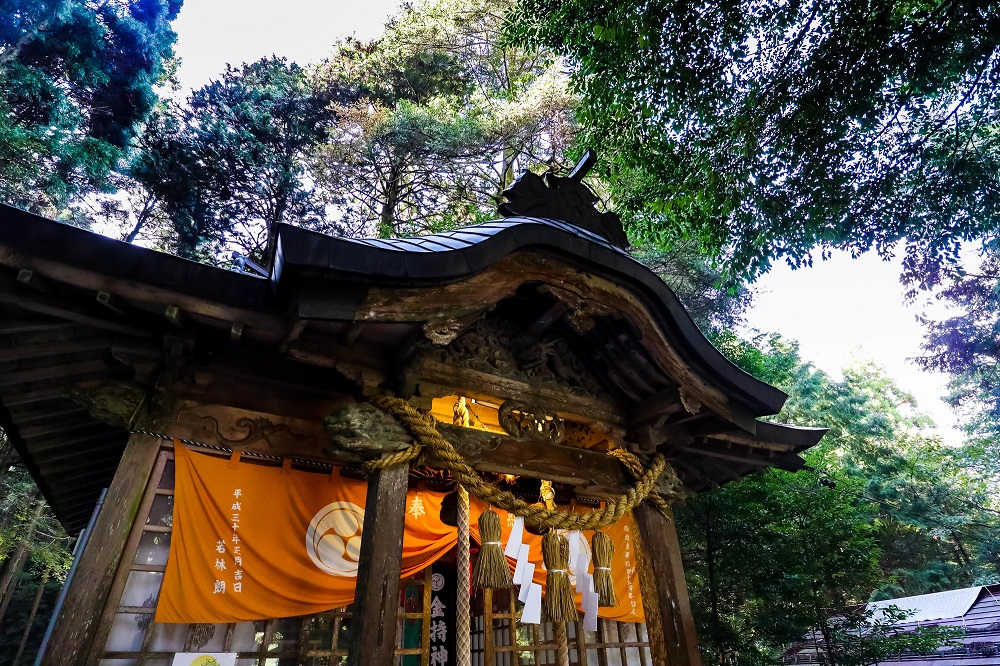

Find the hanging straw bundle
[[472, 507, 512, 589], [591, 531, 618, 607], [542, 531, 578, 622]]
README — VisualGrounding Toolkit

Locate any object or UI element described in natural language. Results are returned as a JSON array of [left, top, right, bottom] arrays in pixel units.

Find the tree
[[509, 0, 1000, 280], [634, 243, 754, 332], [132, 57, 343, 261], [311, 0, 578, 237], [813, 605, 961, 666], [0, 0, 182, 214], [677, 332, 1000, 666], [0, 433, 72, 664]]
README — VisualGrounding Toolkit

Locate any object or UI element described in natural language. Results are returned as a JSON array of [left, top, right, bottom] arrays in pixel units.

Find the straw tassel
[[472, 507, 512, 589], [592, 531, 618, 607], [542, 531, 578, 622]]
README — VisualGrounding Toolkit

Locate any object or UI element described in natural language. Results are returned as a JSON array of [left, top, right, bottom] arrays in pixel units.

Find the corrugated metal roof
[[870, 585, 993, 623]]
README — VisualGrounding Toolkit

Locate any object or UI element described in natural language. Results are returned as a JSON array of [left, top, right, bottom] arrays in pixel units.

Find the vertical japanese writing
[[231, 488, 243, 593], [211, 487, 246, 596], [623, 524, 637, 616], [429, 563, 455, 666]]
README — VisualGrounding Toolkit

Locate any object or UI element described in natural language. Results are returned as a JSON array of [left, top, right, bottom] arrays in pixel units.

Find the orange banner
[[157, 445, 455, 623], [158, 445, 644, 623]]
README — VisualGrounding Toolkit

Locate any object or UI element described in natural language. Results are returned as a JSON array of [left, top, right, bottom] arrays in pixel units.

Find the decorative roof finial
[[498, 149, 629, 249]]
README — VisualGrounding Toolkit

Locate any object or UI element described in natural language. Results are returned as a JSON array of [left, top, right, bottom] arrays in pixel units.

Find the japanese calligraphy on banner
[[429, 562, 456, 666], [158, 444, 644, 624]]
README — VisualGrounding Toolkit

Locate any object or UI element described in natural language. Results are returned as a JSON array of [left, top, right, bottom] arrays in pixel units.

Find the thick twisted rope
[[368, 394, 677, 531], [455, 485, 472, 666], [609, 448, 677, 520]]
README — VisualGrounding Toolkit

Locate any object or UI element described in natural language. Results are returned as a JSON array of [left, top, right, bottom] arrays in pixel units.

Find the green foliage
[[678, 332, 1000, 666], [0, 0, 182, 213], [508, 0, 1000, 281], [633, 244, 754, 332], [127, 57, 341, 260], [0, 435, 73, 664], [310, 0, 577, 238]]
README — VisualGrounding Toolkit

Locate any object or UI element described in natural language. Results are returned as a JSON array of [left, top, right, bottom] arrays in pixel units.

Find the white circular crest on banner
[[431, 573, 445, 591], [305, 501, 365, 577]]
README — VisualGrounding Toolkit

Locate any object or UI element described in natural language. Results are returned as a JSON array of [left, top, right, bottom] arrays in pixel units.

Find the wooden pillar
[[41, 432, 162, 666], [633, 504, 702, 666], [346, 463, 409, 666]]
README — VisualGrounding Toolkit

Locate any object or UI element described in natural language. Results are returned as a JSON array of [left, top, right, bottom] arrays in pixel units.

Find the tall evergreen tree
[[0, 0, 182, 214]]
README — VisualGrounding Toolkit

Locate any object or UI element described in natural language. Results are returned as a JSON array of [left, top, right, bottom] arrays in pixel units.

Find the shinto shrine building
[[0, 165, 824, 665]]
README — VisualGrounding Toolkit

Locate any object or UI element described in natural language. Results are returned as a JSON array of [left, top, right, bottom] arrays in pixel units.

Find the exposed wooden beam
[[18, 417, 114, 441], [28, 430, 123, 457], [0, 359, 117, 388], [524, 300, 569, 338], [0, 320, 75, 335], [0, 273, 153, 338], [0, 337, 110, 363], [435, 424, 628, 498], [673, 441, 806, 472], [9, 404, 89, 426], [96, 291, 127, 316], [2, 388, 68, 407], [345, 463, 408, 666], [417, 361, 627, 427]]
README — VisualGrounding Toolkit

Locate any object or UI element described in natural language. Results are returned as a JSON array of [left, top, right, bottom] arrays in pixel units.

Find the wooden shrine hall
[[0, 162, 825, 666]]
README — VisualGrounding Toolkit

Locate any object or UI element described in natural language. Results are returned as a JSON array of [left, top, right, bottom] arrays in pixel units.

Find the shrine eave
[[273, 220, 787, 417]]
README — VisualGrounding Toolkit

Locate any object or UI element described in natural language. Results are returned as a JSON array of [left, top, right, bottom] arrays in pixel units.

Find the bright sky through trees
[[171, 0, 405, 92], [168, 0, 960, 442]]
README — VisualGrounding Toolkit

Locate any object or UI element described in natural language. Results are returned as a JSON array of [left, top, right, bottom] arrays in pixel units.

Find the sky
[[744, 251, 959, 441], [171, 0, 405, 90], [167, 0, 962, 443]]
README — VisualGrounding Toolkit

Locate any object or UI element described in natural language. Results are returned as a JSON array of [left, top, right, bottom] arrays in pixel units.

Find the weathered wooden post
[[326, 402, 415, 664], [634, 503, 702, 666], [345, 462, 410, 665], [42, 432, 162, 665]]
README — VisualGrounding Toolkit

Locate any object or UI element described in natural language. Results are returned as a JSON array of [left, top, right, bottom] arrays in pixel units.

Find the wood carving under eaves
[[498, 401, 564, 443], [179, 411, 316, 449], [324, 402, 413, 457], [67, 379, 148, 429], [424, 319, 610, 399]]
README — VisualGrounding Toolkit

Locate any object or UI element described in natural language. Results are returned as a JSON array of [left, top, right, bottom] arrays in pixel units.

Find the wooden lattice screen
[[471, 589, 652, 666]]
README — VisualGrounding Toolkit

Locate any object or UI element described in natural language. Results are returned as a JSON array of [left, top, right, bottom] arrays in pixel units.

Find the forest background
[[1, 0, 999, 664]]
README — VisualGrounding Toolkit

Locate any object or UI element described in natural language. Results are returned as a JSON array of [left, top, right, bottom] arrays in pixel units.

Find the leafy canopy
[[509, 0, 1000, 279], [0, 0, 182, 213]]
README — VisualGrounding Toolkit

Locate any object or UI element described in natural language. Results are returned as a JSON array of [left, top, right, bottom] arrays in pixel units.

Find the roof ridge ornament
[[498, 149, 630, 249]]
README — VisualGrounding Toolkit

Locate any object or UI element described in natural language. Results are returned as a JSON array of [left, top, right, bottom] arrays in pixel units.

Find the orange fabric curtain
[[158, 445, 644, 624], [157, 445, 456, 623]]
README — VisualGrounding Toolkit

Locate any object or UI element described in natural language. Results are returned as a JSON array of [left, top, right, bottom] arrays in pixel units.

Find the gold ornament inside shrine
[[0, 153, 825, 665]]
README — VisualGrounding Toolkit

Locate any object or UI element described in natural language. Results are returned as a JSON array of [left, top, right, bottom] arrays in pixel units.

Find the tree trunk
[[378, 163, 402, 239], [13, 569, 49, 666], [0, 499, 45, 625]]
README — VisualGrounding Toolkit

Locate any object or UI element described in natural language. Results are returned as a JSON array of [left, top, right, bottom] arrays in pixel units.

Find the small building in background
[[784, 584, 1000, 666]]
